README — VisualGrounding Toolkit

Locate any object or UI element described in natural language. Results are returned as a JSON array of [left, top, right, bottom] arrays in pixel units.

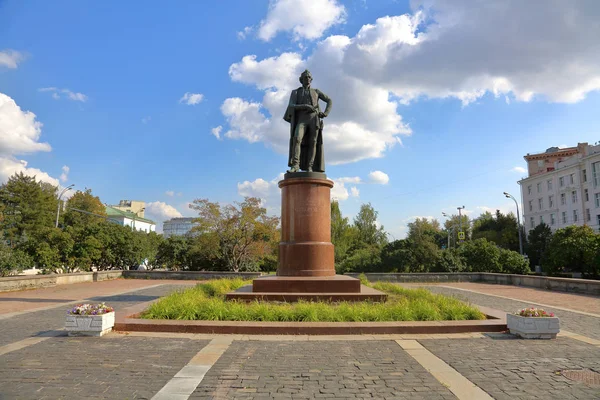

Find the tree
[[189, 197, 280, 272], [526, 223, 553, 268], [331, 200, 355, 267], [0, 173, 57, 246], [472, 210, 520, 251], [353, 203, 387, 248], [156, 236, 191, 270], [0, 241, 33, 276], [63, 189, 106, 227], [443, 213, 471, 247], [458, 238, 502, 272], [499, 248, 530, 274], [544, 226, 600, 277]]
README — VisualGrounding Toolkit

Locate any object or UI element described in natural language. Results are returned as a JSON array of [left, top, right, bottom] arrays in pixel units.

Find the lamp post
[[55, 184, 74, 228], [504, 192, 524, 255], [457, 206, 465, 242]]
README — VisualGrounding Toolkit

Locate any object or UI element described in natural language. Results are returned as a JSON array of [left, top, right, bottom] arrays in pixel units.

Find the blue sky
[[1, 0, 599, 237]]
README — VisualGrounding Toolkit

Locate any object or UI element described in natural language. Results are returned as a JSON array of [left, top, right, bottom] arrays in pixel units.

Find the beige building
[[519, 142, 600, 235], [112, 200, 146, 218]]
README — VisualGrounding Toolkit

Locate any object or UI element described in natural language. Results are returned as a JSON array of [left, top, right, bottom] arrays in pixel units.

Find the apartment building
[[519, 142, 600, 235]]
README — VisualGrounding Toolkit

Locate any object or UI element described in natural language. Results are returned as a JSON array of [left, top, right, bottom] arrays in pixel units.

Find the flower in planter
[[67, 302, 114, 316], [515, 307, 554, 318]]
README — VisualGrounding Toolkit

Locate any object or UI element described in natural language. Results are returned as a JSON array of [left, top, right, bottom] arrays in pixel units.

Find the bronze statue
[[283, 70, 332, 173]]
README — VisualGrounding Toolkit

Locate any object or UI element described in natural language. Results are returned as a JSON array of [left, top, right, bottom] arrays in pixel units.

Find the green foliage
[[0, 241, 33, 276], [353, 203, 387, 248], [0, 172, 58, 246], [543, 225, 600, 278], [499, 248, 530, 274], [457, 238, 502, 272], [472, 210, 522, 252], [141, 278, 486, 322], [526, 223, 553, 267], [433, 248, 465, 272], [189, 197, 279, 272], [63, 189, 106, 228], [380, 239, 415, 272], [337, 245, 382, 273]]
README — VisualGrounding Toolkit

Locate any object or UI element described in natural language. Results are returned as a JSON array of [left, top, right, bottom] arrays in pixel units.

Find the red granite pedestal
[[226, 174, 387, 302]]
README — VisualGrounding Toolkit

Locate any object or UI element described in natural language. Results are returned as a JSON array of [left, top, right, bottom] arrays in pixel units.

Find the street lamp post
[[457, 206, 465, 242], [504, 192, 524, 255], [55, 184, 74, 228]]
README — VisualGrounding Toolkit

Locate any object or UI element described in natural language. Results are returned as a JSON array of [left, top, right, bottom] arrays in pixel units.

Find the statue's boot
[[306, 139, 317, 173], [288, 137, 302, 173]]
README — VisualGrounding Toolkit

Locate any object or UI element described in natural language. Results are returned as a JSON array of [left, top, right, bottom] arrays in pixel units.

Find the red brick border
[[114, 301, 506, 335]]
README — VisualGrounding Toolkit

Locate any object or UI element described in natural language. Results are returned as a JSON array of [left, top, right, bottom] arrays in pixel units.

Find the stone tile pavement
[[190, 340, 457, 400], [0, 280, 599, 399], [0, 336, 209, 400], [421, 336, 600, 400], [0, 284, 190, 347], [419, 285, 600, 340]]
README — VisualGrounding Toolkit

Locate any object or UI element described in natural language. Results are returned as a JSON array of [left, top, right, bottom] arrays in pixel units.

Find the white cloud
[[0, 93, 50, 156], [60, 165, 70, 183], [165, 190, 175, 197], [145, 201, 184, 233], [0, 50, 25, 69], [369, 171, 389, 185], [179, 92, 204, 105], [0, 93, 60, 185], [237, 26, 253, 40], [0, 157, 59, 186], [511, 166, 527, 173], [219, 1, 600, 162], [220, 98, 270, 143], [39, 87, 88, 102], [341, 0, 600, 104], [350, 186, 360, 197], [211, 126, 223, 140], [337, 176, 361, 184], [257, 0, 346, 42]]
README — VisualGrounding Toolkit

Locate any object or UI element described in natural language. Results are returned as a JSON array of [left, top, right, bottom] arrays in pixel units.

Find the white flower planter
[[65, 312, 115, 337], [506, 313, 559, 339]]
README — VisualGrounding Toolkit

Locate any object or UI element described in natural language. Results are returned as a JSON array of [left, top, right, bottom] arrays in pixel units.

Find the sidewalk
[[0, 278, 196, 315]]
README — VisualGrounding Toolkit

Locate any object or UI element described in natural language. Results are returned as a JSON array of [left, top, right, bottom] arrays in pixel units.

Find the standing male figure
[[283, 70, 332, 173]]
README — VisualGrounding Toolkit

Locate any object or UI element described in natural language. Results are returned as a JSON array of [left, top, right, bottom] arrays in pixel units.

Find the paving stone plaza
[[0, 279, 599, 399]]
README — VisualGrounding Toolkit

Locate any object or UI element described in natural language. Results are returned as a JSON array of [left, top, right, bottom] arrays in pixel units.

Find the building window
[[569, 173, 575, 185], [597, 214, 600, 227], [537, 182, 541, 193], [549, 195, 554, 208], [585, 188, 589, 202], [583, 169, 587, 183], [596, 193, 600, 208], [550, 213, 555, 225], [527, 185, 532, 195], [573, 209, 579, 222], [561, 193, 566, 205], [529, 200, 533, 212], [559, 176, 564, 187], [594, 162, 600, 187], [538, 198, 543, 210], [586, 208, 591, 221], [562, 211, 567, 224], [530, 217, 535, 229], [540, 215, 544, 224], [547, 179, 553, 190], [572, 190, 578, 203]]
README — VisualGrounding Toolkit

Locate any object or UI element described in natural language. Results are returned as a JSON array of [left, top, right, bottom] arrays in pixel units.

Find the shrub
[[499, 248, 530, 274], [457, 238, 501, 272], [543, 226, 600, 277], [432, 249, 465, 272]]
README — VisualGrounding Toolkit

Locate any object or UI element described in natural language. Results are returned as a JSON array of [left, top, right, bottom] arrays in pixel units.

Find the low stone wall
[[479, 273, 600, 295], [0, 271, 124, 292], [122, 270, 262, 280], [346, 272, 600, 296], [346, 273, 481, 283]]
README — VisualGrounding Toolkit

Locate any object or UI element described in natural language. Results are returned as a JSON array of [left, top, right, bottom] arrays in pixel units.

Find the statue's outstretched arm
[[317, 89, 332, 117]]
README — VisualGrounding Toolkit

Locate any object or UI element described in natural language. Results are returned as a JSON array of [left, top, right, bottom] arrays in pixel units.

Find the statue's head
[[299, 69, 312, 87]]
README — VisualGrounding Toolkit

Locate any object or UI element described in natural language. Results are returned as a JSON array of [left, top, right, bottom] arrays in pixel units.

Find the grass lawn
[[140, 277, 486, 322]]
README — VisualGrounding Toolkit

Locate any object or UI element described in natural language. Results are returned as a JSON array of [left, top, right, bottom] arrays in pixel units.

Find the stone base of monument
[[224, 174, 387, 303], [225, 275, 387, 302]]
